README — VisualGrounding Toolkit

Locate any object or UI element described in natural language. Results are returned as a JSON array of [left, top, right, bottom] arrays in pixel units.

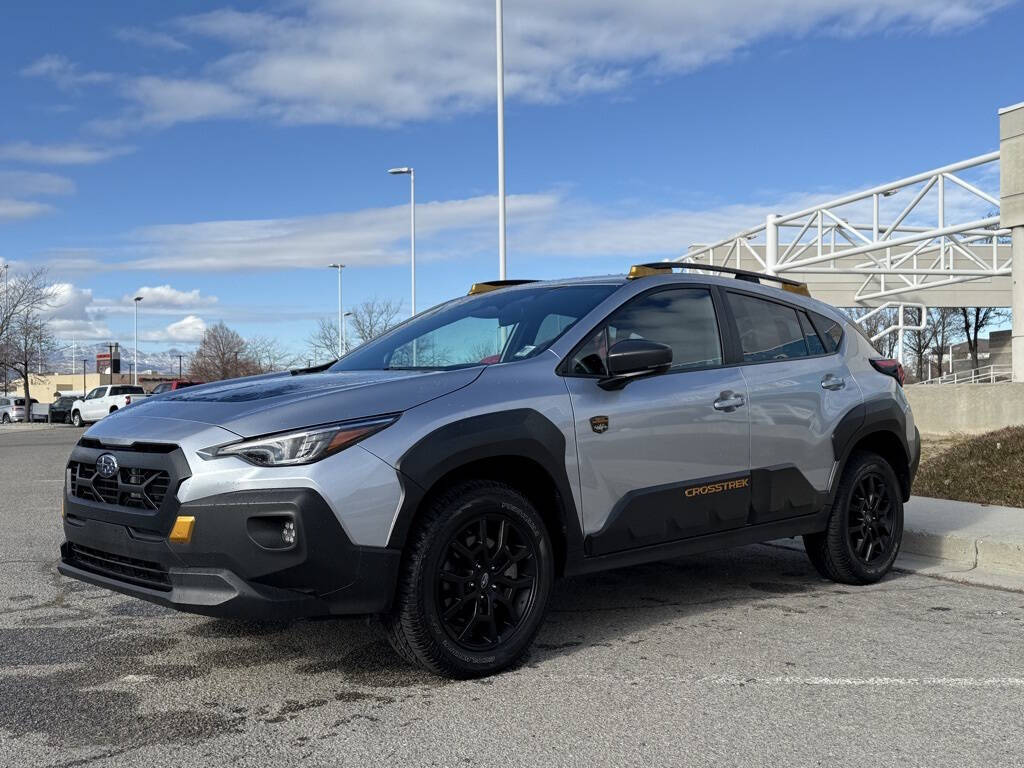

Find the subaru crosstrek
[[59, 264, 920, 677]]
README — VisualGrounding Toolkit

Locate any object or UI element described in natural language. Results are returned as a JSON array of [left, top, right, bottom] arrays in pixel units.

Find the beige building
[[6, 372, 177, 403]]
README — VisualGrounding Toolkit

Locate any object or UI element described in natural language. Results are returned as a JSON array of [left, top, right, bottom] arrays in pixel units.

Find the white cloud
[[142, 315, 207, 342], [0, 198, 53, 221], [0, 171, 75, 197], [114, 26, 190, 52], [21, 54, 112, 90], [0, 172, 75, 222], [0, 141, 134, 165], [86, 0, 1008, 129], [120, 285, 218, 310]]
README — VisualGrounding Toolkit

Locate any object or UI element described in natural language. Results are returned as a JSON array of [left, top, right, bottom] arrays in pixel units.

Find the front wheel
[[71, 411, 84, 428], [383, 480, 554, 678], [804, 450, 904, 585], [1, 413, 9, 424]]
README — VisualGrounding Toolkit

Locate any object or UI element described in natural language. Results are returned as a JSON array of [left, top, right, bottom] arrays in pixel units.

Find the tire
[[1, 413, 9, 424], [383, 480, 554, 678], [109, 406, 118, 414], [804, 450, 904, 585], [71, 411, 84, 428]]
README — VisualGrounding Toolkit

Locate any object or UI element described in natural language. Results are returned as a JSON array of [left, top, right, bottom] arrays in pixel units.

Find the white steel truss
[[678, 152, 1009, 303]]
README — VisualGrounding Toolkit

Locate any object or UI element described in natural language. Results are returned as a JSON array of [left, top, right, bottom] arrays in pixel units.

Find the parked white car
[[71, 386, 149, 427]]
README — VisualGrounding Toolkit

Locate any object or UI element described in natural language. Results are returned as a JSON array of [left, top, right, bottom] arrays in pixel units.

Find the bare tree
[[928, 308, 961, 378], [306, 317, 340, 363], [1, 267, 57, 398], [0, 267, 57, 343], [348, 298, 403, 344], [246, 335, 298, 374], [189, 322, 258, 382], [958, 307, 1009, 370], [5, 310, 57, 405], [902, 306, 936, 382]]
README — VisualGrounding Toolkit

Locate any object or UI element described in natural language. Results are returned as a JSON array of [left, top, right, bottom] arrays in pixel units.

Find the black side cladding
[[390, 408, 585, 560]]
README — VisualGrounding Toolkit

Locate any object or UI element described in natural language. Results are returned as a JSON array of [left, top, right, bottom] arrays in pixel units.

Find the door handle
[[821, 374, 846, 391], [713, 392, 745, 412]]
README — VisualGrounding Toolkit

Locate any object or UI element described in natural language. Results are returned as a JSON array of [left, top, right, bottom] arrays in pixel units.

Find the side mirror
[[599, 339, 672, 390]]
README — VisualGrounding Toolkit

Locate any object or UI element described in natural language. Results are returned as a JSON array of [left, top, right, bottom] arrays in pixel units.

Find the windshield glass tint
[[330, 284, 617, 371]]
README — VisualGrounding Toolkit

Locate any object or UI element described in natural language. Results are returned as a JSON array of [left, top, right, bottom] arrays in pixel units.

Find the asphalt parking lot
[[1, 425, 1023, 767]]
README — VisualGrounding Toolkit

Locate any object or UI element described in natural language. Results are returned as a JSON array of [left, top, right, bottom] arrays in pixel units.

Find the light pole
[[133, 296, 143, 386], [344, 311, 353, 354], [2, 263, 8, 395], [387, 167, 416, 316], [328, 263, 346, 357], [495, 0, 507, 280]]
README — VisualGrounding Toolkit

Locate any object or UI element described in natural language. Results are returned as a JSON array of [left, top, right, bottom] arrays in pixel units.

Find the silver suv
[[59, 264, 919, 677]]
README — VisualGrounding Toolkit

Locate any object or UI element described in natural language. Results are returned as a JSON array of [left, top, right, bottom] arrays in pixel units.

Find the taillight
[[870, 358, 905, 387], [125, 395, 131, 404]]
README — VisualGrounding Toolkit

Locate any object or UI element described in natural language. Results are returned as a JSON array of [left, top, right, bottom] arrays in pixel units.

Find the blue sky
[[1, 0, 1021, 357]]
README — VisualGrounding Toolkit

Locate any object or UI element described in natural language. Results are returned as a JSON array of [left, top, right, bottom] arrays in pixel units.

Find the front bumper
[[59, 487, 401, 619]]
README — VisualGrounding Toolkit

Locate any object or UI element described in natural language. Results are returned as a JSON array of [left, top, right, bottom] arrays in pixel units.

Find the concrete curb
[[771, 496, 1024, 592]]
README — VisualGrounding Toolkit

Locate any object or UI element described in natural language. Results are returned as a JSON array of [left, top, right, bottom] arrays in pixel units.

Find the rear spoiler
[[628, 262, 810, 297]]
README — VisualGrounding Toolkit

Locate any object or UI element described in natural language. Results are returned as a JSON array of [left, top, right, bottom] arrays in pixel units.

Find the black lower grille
[[69, 461, 171, 510], [66, 543, 171, 591]]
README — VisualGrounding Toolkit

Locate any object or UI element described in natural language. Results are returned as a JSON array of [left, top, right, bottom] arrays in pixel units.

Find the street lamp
[[133, 296, 143, 386], [387, 167, 416, 316], [495, 0, 507, 280], [327, 263, 346, 358]]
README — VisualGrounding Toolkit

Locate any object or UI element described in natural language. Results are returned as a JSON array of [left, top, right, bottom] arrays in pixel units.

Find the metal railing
[[916, 364, 1012, 385]]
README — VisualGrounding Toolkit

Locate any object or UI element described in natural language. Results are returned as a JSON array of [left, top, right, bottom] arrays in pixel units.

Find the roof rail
[[467, 279, 538, 296], [627, 262, 810, 297]]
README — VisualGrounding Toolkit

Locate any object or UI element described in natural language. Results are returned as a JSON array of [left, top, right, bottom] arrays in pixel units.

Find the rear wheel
[[383, 480, 554, 678], [804, 451, 903, 585], [71, 411, 84, 428]]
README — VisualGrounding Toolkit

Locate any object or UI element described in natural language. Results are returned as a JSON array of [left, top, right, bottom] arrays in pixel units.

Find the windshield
[[330, 284, 618, 372]]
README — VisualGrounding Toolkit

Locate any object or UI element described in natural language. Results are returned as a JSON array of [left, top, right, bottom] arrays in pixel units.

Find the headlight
[[208, 415, 398, 467]]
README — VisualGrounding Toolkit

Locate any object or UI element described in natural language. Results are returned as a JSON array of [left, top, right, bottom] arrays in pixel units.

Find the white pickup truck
[[71, 385, 149, 427]]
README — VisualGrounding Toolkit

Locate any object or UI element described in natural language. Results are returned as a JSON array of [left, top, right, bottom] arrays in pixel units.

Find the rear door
[[563, 285, 751, 556], [724, 290, 862, 523]]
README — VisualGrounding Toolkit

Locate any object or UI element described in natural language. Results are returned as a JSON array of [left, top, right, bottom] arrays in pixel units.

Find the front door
[[562, 286, 751, 557], [82, 388, 105, 421]]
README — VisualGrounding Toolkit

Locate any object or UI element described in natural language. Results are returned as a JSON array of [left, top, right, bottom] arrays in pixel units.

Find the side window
[[86, 388, 103, 400], [727, 292, 809, 363], [798, 311, 827, 355], [569, 288, 722, 375], [812, 311, 844, 353]]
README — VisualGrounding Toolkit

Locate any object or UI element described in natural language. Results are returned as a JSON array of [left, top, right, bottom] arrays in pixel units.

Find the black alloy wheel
[[383, 479, 554, 678], [803, 450, 904, 585], [435, 513, 540, 651], [848, 471, 894, 565]]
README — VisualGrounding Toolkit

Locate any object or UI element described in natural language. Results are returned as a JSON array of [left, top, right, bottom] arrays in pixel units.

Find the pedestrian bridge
[[678, 102, 1024, 382]]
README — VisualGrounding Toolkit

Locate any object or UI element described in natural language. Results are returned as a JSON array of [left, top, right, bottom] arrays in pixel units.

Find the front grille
[[69, 461, 171, 511], [65, 543, 171, 591]]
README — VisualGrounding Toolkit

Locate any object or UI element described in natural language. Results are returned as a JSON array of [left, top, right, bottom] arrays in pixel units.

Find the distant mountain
[[48, 343, 192, 377]]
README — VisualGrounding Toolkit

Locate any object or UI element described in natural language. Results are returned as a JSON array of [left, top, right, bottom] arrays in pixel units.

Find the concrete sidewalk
[[774, 496, 1024, 592]]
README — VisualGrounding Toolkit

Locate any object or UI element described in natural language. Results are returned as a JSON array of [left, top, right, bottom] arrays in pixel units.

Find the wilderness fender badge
[[590, 415, 609, 434]]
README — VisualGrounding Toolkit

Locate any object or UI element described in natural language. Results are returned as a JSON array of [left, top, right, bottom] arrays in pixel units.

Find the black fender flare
[[387, 409, 584, 564], [829, 398, 915, 503]]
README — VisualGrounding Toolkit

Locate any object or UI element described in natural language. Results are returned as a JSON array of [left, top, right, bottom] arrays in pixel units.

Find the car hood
[[119, 368, 484, 438]]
